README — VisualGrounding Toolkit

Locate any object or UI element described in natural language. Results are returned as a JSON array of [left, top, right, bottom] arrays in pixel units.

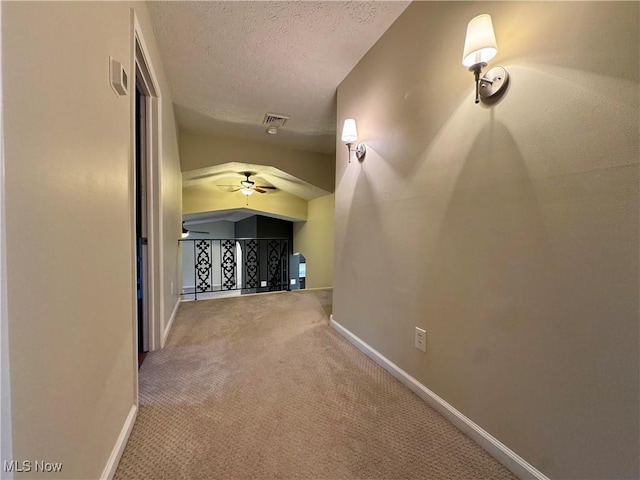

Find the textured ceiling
[[147, 1, 410, 153]]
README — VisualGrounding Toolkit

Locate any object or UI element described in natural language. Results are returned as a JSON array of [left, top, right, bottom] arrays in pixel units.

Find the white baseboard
[[100, 404, 137, 480], [162, 298, 180, 348], [329, 315, 549, 480], [182, 284, 222, 294], [294, 286, 333, 291]]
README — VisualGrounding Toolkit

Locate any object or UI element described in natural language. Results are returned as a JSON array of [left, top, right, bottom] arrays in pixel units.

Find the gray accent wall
[[234, 216, 258, 239], [182, 220, 235, 290]]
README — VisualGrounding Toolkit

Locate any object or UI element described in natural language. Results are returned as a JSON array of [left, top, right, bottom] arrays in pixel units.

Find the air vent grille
[[263, 112, 290, 127]]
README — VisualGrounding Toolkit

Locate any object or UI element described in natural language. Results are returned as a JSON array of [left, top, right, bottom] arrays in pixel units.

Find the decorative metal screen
[[221, 240, 236, 290], [182, 238, 289, 300], [195, 240, 212, 292], [244, 239, 259, 289]]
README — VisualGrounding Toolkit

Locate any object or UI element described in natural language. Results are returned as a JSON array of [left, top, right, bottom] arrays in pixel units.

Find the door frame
[[130, 11, 164, 390]]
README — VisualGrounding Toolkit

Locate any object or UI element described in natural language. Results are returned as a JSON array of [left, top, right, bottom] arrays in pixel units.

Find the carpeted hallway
[[115, 289, 516, 479]]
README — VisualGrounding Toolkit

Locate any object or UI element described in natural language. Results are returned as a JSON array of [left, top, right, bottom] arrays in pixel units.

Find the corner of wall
[[0, 1, 14, 474]]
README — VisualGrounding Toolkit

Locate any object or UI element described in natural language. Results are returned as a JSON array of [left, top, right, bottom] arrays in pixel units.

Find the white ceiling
[[183, 162, 331, 201], [182, 162, 331, 224], [147, 1, 410, 153]]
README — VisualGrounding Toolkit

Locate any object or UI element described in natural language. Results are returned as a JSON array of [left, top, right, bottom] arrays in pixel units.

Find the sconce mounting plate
[[354, 143, 366, 161], [479, 66, 509, 100]]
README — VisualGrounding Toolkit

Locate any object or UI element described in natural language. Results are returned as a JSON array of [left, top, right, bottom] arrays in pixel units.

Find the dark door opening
[[135, 78, 149, 363]]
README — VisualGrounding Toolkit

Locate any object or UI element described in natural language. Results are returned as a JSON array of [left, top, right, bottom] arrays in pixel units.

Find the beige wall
[[146, 6, 184, 342], [180, 131, 335, 193], [0, 0, 12, 472], [2, 2, 181, 478], [334, 2, 638, 479], [293, 194, 334, 288], [183, 184, 307, 221]]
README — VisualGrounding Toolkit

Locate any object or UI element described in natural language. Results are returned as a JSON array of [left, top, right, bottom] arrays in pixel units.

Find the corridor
[[115, 291, 514, 479]]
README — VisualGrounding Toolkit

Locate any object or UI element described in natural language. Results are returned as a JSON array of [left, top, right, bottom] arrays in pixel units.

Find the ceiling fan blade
[[254, 188, 267, 193], [255, 185, 277, 189], [216, 185, 243, 193]]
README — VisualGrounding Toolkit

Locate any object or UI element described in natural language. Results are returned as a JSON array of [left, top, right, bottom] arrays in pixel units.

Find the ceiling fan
[[218, 172, 277, 196]]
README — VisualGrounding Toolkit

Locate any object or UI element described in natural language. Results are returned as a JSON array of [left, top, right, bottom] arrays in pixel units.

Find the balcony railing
[[181, 238, 290, 300]]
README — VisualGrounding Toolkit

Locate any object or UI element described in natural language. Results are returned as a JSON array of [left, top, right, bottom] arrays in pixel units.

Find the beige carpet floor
[[115, 289, 516, 480]]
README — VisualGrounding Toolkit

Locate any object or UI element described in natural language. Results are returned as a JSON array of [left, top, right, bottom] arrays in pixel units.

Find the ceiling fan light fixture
[[217, 172, 276, 196], [266, 126, 278, 135]]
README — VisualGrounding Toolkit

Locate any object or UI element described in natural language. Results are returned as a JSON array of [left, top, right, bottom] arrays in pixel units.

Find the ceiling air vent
[[263, 112, 290, 128]]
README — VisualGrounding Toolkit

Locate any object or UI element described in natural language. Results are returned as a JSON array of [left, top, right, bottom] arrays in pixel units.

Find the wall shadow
[[416, 120, 564, 466], [334, 161, 396, 349]]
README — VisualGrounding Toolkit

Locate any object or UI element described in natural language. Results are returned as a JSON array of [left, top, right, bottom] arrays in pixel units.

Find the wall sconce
[[462, 14, 509, 104], [341, 119, 366, 163]]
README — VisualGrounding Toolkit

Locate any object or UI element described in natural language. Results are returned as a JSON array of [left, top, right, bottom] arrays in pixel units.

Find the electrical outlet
[[261, 281, 267, 287], [415, 327, 427, 352], [290, 279, 296, 285]]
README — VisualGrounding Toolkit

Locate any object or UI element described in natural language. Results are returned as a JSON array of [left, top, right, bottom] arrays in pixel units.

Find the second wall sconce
[[341, 119, 366, 163], [462, 14, 509, 104]]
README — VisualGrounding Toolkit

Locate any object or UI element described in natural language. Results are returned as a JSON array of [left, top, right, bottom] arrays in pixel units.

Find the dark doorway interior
[[135, 79, 149, 363]]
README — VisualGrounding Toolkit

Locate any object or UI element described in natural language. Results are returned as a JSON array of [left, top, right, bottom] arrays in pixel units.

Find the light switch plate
[[109, 57, 128, 96], [415, 327, 427, 352]]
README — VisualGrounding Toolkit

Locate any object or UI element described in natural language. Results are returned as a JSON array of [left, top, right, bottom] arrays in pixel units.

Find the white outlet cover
[[261, 281, 267, 287], [415, 327, 427, 352], [291, 279, 296, 285]]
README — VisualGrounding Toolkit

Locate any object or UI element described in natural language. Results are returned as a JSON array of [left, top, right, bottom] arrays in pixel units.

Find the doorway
[[133, 22, 162, 369], [135, 78, 149, 362]]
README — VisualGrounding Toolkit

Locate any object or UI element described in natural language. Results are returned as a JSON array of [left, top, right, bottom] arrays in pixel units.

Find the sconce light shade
[[462, 13, 508, 105], [341, 118, 366, 162], [341, 119, 358, 144], [462, 14, 497, 68]]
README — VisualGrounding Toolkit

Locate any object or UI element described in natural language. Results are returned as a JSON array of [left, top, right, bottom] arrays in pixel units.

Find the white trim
[[180, 289, 287, 303], [329, 316, 549, 480], [132, 11, 164, 353], [162, 299, 180, 348], [293, 286, 333, 292], [100, 404, 137, 480], [182, 284, 224, 293], [129, 7, 139, 409], [0, 1, 13, 475]]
